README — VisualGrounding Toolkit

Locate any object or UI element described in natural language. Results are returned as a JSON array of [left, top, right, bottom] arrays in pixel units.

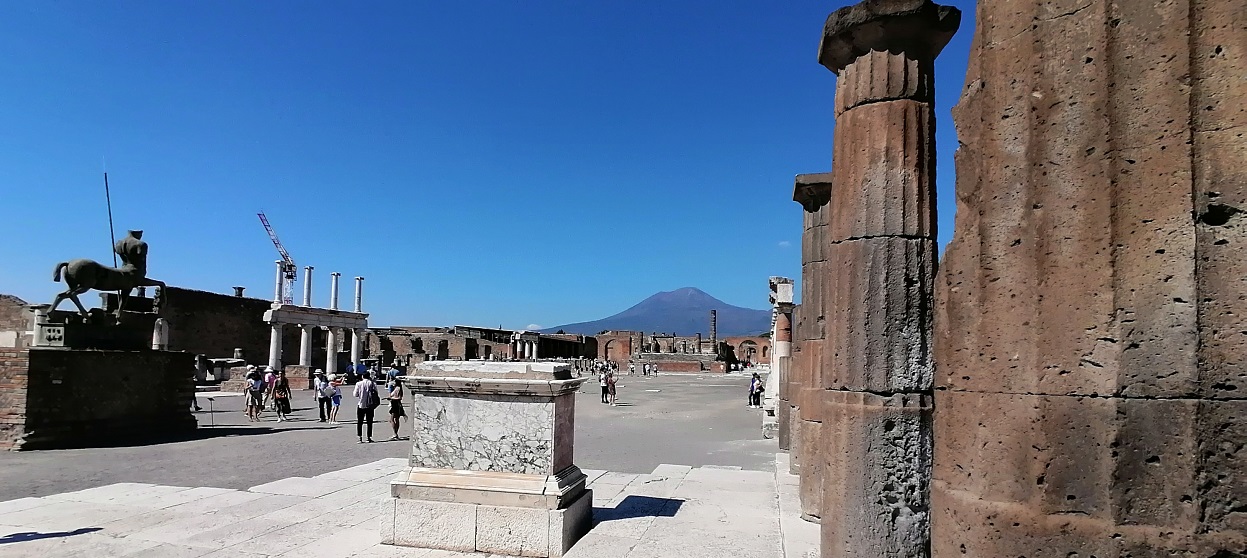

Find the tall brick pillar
[[932, 0, 1247, 555], [812, 1, 959, 556], [793, 173, 833, 521]]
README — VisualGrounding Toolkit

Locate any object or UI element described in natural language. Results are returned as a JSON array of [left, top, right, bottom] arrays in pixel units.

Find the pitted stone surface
[[822, 237, 935, 393], [933, 0, 1247, 555]]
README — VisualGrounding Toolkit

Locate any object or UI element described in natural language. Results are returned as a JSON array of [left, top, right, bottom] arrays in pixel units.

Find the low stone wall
[[0, 347, 196, 450]]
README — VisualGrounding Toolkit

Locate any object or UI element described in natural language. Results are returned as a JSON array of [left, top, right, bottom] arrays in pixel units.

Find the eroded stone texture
[[821, 391, 931, 557], [933, 0, 1247, 555]]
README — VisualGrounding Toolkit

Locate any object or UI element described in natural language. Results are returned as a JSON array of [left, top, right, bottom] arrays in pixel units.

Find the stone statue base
[[380, 365, 592, 557]]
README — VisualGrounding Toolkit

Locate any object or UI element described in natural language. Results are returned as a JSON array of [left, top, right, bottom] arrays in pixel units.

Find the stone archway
[[738, 340, 758, 363], [604, 339, 618, 361]]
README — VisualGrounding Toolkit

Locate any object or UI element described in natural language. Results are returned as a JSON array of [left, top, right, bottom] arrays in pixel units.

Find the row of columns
[[267, 263, 367, 372], [511, 339, 538, 359]]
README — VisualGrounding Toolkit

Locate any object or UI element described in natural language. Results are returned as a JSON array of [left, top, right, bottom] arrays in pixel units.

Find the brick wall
[[0, 349, 31, 447], [0, 347, 196, 450], [0, 295, 30, 349]]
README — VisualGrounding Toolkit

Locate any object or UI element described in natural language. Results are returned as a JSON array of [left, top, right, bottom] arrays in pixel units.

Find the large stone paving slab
[[0, 457, 804, 558]]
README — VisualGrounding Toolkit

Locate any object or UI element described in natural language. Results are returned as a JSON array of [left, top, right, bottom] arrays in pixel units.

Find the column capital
[[793, 173, 834, 213], [818, 0, 961, 74]]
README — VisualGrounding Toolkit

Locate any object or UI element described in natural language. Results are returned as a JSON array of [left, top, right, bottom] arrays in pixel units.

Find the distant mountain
[[543, 287, 770, 337]]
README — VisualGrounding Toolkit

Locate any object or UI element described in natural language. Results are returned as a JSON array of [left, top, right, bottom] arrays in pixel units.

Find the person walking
[[607, 371, 618, 406], [628, 362, 635, 376], [598, 370, 609, 404], [314, 370, 333, 423], [263, 366, 278, 412], [245, 368, 265, 422], [273, 370, 292, 421], [353, 371, 380, 443], [328, 374, 343, 424], [387, 378, 407, 441]]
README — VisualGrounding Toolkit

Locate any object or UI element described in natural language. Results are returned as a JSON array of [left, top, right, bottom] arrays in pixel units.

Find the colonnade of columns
[[266, 265, 368, 374], [510, 338, 538, 359]]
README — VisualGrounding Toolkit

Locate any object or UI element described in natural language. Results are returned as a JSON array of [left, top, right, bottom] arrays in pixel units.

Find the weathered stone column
[[325, 327, 339, 375], [299, 324, 314, 366], [268, 323, 283, 370], [273, 260, 285, 303], [302, 266, 313, 306], [791, 173, 832, 520], [932, 0, 1247, 555], [329, 272, 341, 311], [769, 276, 795, 444], [814, 1, 959, 556], [351, 328, 363, 368], [531, 339, 539, 360]]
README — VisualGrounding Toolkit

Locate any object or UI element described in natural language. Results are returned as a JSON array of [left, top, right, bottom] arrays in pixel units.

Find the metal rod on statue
[[104, 171, 117, 266]]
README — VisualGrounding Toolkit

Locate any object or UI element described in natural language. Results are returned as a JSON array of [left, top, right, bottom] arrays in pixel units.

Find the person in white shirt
[[353, 371, 379, 443]]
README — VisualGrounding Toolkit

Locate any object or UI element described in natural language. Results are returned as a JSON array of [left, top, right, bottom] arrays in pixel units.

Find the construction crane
[[258, 211, 297, 304]]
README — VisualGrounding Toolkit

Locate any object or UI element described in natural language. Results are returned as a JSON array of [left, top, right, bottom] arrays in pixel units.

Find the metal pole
[[104, 172, 117, 266]]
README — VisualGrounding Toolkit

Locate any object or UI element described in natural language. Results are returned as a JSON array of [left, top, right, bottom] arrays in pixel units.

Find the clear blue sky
[[0, 0, 975, 330]]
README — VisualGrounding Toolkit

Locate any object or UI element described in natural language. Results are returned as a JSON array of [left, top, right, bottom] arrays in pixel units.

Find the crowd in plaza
[[235, 362, 410, 444]]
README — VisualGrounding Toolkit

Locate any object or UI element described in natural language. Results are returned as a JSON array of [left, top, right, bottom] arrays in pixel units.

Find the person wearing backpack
[[353, 371, 380, 443], [314, 370, 333, 423]]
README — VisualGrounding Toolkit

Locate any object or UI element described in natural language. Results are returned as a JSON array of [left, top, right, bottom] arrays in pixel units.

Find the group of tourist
[[242, 365, 295, 422], [627, 362, 658, 376], [236, 364, 411, 444]]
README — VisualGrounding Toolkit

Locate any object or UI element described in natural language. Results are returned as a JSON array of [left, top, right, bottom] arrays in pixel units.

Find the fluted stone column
[[932, 0, 1247, 555], [531, 339, 539, 360], [299, 324, 314, 366], [792, 173, 832, 521], [812, 2, 959, 556]]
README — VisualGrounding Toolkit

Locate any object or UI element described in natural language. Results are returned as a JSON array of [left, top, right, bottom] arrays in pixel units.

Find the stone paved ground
[[0, 371, 813, 558], [0, 455, 816, 558], [0, 373, 773, 501]]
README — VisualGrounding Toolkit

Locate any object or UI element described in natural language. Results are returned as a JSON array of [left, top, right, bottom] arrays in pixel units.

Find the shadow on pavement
[[593, 495, 683, 523], [0, 527, 102, 544], [43, 427, 284, 450]]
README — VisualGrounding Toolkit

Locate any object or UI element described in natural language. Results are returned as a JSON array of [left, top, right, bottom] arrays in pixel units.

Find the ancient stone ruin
[[785, 0, 1245, 556]]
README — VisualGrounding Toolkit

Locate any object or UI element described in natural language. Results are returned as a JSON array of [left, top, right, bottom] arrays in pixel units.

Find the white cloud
[[525, 323, 543, 330], [777, 240, 792, 248]]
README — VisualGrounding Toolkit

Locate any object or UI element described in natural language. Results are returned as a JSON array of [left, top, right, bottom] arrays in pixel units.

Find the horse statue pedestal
[[33, 307, 162, 351]]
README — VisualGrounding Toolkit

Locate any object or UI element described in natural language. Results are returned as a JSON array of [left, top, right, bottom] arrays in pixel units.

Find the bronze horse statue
[[49, 230, 166, 317]]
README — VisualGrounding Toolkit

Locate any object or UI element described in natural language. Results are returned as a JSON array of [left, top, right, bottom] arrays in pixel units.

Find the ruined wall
[[0, 347, 196, 450], [932, 0, 1247, 555], [0, 295, 30, 348], [161, 287, 300, 365], [721, 335, 772, 365]]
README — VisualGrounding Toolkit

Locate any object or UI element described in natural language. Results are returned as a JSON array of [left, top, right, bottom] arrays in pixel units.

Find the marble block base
[[382, 368, 593, 557], [380, 487, 593, 557]]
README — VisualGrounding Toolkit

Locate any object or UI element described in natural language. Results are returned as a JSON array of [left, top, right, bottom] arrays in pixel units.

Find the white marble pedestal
[[380, 363, 592, 557]]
